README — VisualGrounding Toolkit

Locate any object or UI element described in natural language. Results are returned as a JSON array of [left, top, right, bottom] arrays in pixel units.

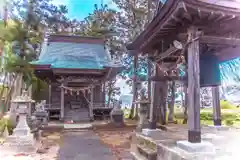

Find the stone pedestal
[[110, 106, 124, 126], [142, 128, 162, 137], [3, 91, 36, 153], [157, 140, 216, 160], [135, 100, 149, 132], [177, 140, 215, 153]]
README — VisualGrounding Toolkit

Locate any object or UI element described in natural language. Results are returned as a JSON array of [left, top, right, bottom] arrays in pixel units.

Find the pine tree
[[112, 0, 159, 118]]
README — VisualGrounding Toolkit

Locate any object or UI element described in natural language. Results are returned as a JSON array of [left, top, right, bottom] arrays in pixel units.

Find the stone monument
[[3, 90, 36, 152], [110, 100, 124, 126], [33, 100, 49, 126]]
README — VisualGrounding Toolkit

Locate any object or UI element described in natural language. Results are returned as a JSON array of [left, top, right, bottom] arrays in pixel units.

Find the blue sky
[[52, 0, 116, 20]]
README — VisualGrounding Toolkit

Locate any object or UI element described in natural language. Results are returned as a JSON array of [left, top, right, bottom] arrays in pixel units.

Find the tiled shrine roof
[[31, 35, 118, 70]]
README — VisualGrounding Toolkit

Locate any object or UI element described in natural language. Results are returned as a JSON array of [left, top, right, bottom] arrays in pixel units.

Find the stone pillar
[[89, 86, 94, 120], [137, 101, 149, 132], [212, 86, 221, 126], [187, 26, 201, 143], [60, 86, 64, 120]]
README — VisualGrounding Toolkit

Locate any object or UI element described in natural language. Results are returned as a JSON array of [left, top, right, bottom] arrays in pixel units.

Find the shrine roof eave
[[126, 0, 179, 52], [31, 64, 51, 70], [104, 65, 125, 80], [48, 34, 105, 44], [127, 0, 240, 54]]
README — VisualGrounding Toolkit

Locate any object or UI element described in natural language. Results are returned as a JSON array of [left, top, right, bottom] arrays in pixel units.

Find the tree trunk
[[183, 85, 188, 124], [129, 54, 138, 119], [9, 73, 23, 125], [107, 92, 112, 108], [157, 81, 168, 125], [0, 72, 8, 116], [168, 81, 175, 122], [4, 78, 16, 111]]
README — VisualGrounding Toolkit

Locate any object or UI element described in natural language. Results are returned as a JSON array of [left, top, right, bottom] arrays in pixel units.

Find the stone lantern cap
[[12, 90, 35, 103]]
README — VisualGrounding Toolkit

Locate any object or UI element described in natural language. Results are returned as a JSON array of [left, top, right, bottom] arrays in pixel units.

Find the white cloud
[[51, 0, 71, 6], [106, 0, 118, 9]]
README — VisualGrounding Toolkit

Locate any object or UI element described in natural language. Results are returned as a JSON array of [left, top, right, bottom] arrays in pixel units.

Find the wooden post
[[149, 63, 158, 129], [187, 26, 201, 143], [102, 82, 106, 107], [48, 84, 52, 109], [212, 86, 221, 126], [89, 86, 94, 120], [60, 86, 64, 120]]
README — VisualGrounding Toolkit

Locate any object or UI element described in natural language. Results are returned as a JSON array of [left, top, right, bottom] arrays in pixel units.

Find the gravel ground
[[57, 131, 114, 160], [0, 130, 116, 160]]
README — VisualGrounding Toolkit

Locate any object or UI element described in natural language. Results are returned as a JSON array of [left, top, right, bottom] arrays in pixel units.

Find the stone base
[[157, 140, 216, 160], [148, 121, 157, 129], [177, 140, 215, 153], [3, 134, 36, 153], [213, 119, 221, 126], [205, 125, 229, 131], [142, 128, 162, 137]]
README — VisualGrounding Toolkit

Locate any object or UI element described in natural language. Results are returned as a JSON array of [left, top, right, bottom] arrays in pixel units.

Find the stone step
[[136, 145, 157, 160], [131, 151, 148, 160], [131, 133, 158, 160]]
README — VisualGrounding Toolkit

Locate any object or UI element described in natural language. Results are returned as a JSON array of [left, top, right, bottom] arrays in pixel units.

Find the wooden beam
[[187, 26, 201, 143], [149, 76, 186, 81], [212, 86, 221, 126], [178, 33, 240, 46], [156, 46, 180, 62]]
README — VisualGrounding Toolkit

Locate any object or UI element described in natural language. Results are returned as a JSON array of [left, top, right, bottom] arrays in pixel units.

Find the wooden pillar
[[60, 86, 64, 120], [102, 82, 106, 107], [187, 26, 201, 143], [89, 86, 94, 120], [149, 63, 158, 129], [212, 86, 221, 126], [48, 84, 52, 109]]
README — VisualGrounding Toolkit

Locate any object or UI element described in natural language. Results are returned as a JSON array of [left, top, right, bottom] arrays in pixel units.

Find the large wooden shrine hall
[[31, 34, 122, 122]]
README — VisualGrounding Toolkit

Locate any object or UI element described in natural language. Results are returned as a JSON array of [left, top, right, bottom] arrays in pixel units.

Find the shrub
[[225, 119, 234, 126], [0, 118, 15, 135], [220, 100, 236, 109]]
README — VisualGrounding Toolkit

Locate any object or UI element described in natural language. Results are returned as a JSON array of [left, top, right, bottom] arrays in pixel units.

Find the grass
[[123, 100, 240, 127]]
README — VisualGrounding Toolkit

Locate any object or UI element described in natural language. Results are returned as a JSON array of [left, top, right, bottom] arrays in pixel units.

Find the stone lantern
[[135, 87, 150, 132], [3, 90, 36, 152]]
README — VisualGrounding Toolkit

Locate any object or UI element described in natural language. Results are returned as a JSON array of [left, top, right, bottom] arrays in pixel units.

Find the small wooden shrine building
[[127, 0, 240, 143], [31, 34, 122, 122]]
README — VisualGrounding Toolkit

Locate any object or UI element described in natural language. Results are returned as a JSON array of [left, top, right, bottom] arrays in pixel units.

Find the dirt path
[[57, 131, 114, 160]]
